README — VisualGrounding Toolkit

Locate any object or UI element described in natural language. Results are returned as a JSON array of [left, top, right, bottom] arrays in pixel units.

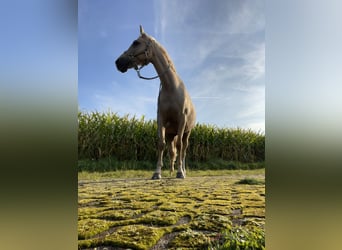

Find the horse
[[115, 25, 196, 179]]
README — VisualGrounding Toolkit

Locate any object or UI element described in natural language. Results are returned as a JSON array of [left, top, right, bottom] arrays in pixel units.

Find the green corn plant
[[78, 111, 264, 170]]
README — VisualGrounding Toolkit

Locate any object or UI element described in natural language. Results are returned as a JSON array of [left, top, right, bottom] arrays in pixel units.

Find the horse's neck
[[150, 43, 178, 90]]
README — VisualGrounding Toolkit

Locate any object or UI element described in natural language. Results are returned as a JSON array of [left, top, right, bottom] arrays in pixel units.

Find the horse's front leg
[[152, 126, 165, 180]]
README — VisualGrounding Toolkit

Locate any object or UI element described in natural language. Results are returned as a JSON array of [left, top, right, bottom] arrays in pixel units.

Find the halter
[[129, 40, 171, 80], [135, 63, 171, 80]]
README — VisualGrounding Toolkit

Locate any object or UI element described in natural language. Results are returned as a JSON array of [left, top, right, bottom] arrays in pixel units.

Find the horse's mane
[[148, 35, 176, 72]]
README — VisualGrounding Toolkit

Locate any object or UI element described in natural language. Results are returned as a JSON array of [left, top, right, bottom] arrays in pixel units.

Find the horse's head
[[115, 25, 154, 73]]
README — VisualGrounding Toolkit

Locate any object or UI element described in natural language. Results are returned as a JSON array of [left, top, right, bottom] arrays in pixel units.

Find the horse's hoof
[[176, 172, 185, 179], [151, 173, 161, 180]]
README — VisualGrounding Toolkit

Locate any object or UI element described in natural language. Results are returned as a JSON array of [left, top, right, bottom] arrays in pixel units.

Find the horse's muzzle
[[115, 57, 129, 73]]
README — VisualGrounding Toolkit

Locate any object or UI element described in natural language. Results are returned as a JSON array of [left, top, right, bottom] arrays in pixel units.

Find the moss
[[169, 228, 210, 249], [78, 198, 98, 206], [175, 198, 194, 203], [138, 210, 182, 226], [78, 239, 96, 249], [78, 219, 115, 239], [78, 170, 265, 249], [97, 209, 141, 220], [243, 207, 265, 218], [103, 225, 165, 250], [78, 207, 108, 220], [197, 204, 232, 215], [128, 201, 157, 210], [159, 201, 197, 214], [139, 197, 160, 202], [203, 199, 231, 206], [235, 178, 265, 185], [190, 214, 232, 231]]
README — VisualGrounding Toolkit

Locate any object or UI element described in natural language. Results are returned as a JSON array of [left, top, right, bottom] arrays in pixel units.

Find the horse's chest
[[158, 89, 184, 108], [158, 93, 183, 127], [158, 98, 182, 116]]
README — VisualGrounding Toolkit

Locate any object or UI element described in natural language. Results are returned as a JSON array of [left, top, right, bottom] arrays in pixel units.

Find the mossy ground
[[78, 169, 265, 249]]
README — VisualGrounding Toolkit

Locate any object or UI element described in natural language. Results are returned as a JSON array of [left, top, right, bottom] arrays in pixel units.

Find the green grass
[[78, 156, 265, 172], [78, 169, 153, 180], [209, 225, 265, 250], [78, 168, 265, 181]]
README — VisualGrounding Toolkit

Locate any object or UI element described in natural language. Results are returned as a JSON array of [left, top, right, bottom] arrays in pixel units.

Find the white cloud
[[155, 0, 264, 37], [244, 121, 265, 134], [153, 1, 265, 77], [236, 85, 265, 119], [89, 79, 159, 120], [242, 43, 265, 80], [93, 91, 157, 119]]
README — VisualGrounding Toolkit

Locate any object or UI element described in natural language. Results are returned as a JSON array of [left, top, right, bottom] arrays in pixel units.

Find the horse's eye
[[132, 40, 140, 46]]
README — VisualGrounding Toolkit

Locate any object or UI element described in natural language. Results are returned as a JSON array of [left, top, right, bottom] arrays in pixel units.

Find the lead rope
[[135, 63, 171, 80]]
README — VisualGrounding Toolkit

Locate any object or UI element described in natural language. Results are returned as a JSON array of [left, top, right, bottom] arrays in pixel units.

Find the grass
[[78, 169, 265, 249], [209, 225, 265, 250], [78, 168, 265, 181], [78, 157, 265, 172], [78, 169, 153, 180]]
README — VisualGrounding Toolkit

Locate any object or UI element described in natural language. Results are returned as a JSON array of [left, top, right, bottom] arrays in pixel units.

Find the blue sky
[[78, 0, 265, 132]]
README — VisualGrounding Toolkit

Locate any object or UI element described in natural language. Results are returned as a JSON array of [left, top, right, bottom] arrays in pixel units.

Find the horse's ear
[[140, 25, 145, 35]]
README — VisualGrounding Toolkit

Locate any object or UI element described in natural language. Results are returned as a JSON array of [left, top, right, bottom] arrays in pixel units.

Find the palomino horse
[[115, 25, 196, 179]]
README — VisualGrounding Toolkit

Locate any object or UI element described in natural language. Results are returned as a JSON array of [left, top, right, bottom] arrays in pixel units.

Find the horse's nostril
[[115, 57, 126, 72], [115, 56, 132, 72], [115, 58, 121, 67]]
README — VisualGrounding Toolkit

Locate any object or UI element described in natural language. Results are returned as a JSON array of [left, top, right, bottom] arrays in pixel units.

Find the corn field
[[78, 111, 264, 170]]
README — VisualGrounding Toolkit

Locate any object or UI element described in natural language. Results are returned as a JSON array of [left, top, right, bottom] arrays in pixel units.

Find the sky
[[78, 0, 265, 133]]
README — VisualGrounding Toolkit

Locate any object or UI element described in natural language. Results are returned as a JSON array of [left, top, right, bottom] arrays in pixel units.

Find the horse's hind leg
[[181, 131, 191, 177], [176, 116, 187, 179], [152, 126, 165, 180], [168, 137, 177, 176]]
